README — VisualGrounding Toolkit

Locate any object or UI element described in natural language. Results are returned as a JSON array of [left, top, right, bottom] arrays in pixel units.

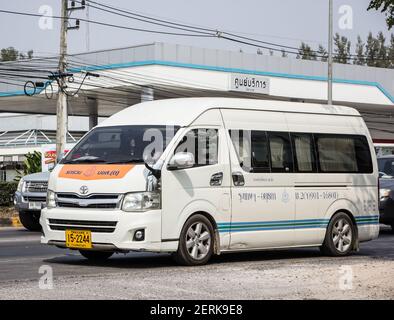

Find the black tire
[[173, 214, 214, 266], [79, 250, 113, 261], [320, 212, 356, 256], [19, 211, 41, 231]]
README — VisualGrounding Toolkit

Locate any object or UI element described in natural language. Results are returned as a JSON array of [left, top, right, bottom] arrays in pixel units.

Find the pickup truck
[[14, 171, 50, 231]]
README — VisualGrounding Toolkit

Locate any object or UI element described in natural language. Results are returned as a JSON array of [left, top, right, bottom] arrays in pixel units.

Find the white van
[[40, 98, 379, 266]]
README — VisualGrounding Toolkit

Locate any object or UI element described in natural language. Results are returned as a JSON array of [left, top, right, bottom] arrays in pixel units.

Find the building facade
[[0, 42, 393, 179]]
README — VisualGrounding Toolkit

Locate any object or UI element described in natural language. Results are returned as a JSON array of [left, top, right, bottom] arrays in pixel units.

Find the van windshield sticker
[[58, 164, 134, 180]]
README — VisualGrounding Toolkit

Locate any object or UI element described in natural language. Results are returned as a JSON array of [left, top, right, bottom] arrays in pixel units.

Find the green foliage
[[317, 45, 328, 62], [1, 47, 18, 62], [295, 31, 394, 68], [14, 151, 42, 182], [389, 34, 394, 63], [0, 47, 34, 62], [354, 36, 366, 65], [0, 182, 17, 207], [368, 0, 394, 30], [333, 33, 351, 64], [297, 42, 317, 60]]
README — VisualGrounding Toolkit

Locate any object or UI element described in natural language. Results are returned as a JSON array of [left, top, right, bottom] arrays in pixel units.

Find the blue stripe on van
[[217, 215, 379, 233]]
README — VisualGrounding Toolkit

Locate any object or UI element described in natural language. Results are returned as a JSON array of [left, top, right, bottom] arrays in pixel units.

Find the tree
[[0, 47, 33, 62], [376, 31, 390, 67], [389, 33, 394, 67], [368, 0, 394, 30], [365, 32, 380, 66], [333, 33, 351, 64], [18, 50, 33, 60], [297, 42, 317, 60], [354, 36, 366, 65], [317, 45, 328, 62], [14, 151, 42, 182], [0, 47, 19, 62]]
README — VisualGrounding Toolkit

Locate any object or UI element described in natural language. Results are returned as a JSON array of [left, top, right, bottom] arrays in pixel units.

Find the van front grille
[[57, 193, 119, 200], [56, 193, 121, 210], [48, 218, 117, 233], [57, 202, 117, 209]]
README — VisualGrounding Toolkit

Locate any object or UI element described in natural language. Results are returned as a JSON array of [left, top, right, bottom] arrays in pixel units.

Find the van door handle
[[232, 172, 245, 186], [210, 172, 223, 186]]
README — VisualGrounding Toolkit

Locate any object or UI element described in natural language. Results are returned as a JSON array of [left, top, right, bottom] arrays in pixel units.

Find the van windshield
[[62, 125, 179, 164]]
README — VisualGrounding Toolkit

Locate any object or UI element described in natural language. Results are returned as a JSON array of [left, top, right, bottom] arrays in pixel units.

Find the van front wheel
[[321, 212, 355, 256], [173, 214, 214, 266]]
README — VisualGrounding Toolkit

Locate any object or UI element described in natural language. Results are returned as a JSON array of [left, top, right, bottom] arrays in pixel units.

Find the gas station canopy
[[0, 42, 393, 139]]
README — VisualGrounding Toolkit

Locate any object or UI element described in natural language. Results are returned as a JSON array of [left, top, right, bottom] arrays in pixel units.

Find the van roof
[[98, 97, 361, 127]]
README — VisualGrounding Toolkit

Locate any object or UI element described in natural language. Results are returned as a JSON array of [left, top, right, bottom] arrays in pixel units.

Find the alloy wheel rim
[[332, 218, 352, 253], [185, 222, 211, 260]]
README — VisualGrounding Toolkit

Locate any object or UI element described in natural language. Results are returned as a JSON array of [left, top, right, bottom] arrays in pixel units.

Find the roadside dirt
[[0, 207, 17, 219]]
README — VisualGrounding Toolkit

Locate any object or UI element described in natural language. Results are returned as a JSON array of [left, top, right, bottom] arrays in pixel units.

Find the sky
[[0, 0, 392, 57]]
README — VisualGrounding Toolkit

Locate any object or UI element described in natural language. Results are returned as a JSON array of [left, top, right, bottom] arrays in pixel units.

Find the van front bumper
[[40, 207, 178, 253]]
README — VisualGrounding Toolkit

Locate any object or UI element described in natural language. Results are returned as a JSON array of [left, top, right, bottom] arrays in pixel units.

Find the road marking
[[0, 227, 26, 231], [0, 236, 41, 243]]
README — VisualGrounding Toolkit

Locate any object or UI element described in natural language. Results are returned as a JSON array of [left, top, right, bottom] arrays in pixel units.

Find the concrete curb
[[0, 216, 22, 228]]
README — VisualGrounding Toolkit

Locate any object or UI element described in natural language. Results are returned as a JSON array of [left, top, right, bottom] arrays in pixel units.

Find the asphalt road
[[0, 226, 393, 299]]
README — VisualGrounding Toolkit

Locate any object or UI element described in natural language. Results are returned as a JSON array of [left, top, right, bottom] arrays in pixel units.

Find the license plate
[[65, 230, 92, 249], [28, 202, 42, 210]]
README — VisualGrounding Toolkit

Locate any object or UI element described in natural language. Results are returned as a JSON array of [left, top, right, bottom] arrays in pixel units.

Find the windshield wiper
[[105, 158, 145, 164], [62, 156, 107, 164]]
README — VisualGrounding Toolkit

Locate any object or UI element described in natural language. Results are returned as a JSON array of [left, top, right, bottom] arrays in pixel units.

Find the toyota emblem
[[79, 185, 89, 195]]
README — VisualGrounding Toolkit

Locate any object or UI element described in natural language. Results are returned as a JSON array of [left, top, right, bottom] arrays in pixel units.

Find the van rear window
[[229, 130, 373, 174], [315, 134, 373, 174]]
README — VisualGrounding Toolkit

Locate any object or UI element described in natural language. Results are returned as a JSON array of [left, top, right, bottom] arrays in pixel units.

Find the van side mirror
[[167, 152, 195, 170]]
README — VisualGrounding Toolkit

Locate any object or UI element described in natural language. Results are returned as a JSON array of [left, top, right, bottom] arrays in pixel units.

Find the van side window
[[291, 133, 316, 172], [251, 131, 271, 172], [354, 136, 373, 173], [174, 128, 218, 167], [267, 132, 293, 172], [315, 134, 372, 173], [229, 130, 270, 172]]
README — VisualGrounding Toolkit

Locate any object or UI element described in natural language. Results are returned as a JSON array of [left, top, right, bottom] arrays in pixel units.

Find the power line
[[0, 9, 215, 37], [79, 0, 394, 62], [83, 0, 215, 33], [1, 8, 393, 63], [74, 0, 214, 36]]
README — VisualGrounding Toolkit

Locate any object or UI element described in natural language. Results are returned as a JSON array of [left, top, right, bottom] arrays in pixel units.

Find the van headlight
[[46, 190, 57, 209], [122, 192, 161, 212], [17, 178, 25, 192], [379, 188, 391, 198]]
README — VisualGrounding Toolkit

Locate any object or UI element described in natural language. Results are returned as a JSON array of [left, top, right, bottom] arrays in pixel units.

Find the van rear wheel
[[79, 250, 113, 261], [321, 212, 355, 256], [173, 214, 214, 266]]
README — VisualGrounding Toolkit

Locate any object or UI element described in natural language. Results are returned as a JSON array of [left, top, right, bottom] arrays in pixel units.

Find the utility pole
[[327, 0, 333, 105], [86, 2, 90, 51], [56, 0, 85, 161], [56, 0, 68, 161]]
